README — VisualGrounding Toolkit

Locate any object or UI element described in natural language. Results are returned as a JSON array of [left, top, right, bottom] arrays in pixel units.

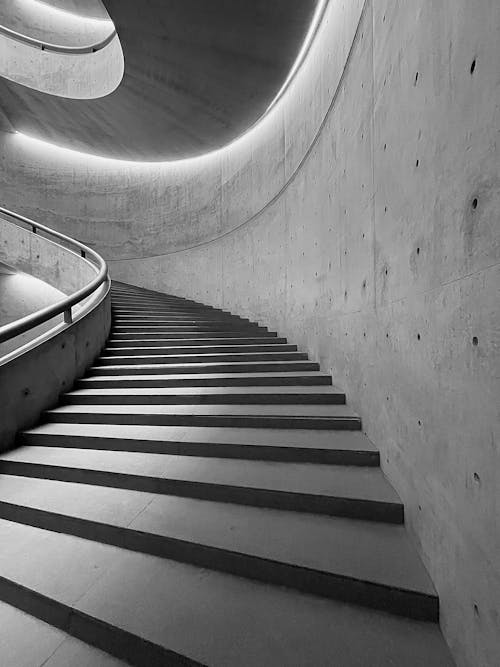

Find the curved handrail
[[0, 22, 116, 54], [0, 205, 108, 344]]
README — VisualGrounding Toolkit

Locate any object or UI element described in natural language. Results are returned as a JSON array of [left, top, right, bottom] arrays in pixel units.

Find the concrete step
[[20, 423, 378, 465], [0, 447, 397, 522], [111, 297, 216, 307], [112, 315, 252, 323], [110, 330, 279, 339], [75, 371, 333, 389], [43, 403, 361, 430], [97, 352, 309, 365], [88, 360, 321, 375], [0, 520, 453, 666], [0, 475, 437, 619], [61, 385, 345, 406], [111, 305, 224, 311], [0, 598, 127, 666], [106, 336, 289, 347], [103, 344, 297, 355], [111, 321, 267, 334], [112, 313, 250, 321]]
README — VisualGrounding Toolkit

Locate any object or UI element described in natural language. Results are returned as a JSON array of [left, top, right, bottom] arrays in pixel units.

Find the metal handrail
[[0, 22, 116, 54], [0, 206, 108, 344]]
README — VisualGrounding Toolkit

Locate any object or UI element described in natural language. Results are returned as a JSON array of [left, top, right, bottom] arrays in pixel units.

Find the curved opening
[[0, 0, 123, 98], [7, 0, 329, 161]]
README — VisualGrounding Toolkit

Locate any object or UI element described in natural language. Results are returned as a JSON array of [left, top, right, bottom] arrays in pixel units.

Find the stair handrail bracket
[[0, 205, 109, 348]]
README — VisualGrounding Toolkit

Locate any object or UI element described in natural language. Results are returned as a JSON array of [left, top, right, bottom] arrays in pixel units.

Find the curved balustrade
[[0, 206, 112, 449], [0, 21, 116, 54], [0, 205, 108, 343]]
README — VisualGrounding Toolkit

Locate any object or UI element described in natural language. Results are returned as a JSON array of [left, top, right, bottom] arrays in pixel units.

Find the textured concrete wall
[[0, 217, 105, 356], [0, 270, 65, 357], [0, 284, 111, 449], [0, 217, 97, 294], [0, 1, 498, 664], [114, 3, 500, 665]]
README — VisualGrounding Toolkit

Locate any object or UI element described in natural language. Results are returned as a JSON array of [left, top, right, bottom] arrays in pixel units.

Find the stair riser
[[18, 432, 377, 465], [112, 314, 250, 321], [44, 412, 361, 430], [0, 502, 436, 621], [0, 575, 197, 667], [110, 332, 278, 339], [112, 327, 269, 334], [106, 338, 288, 347], [0, 462, 398, 524], [112, 310, 227, 318], [76, 376, 332, 388], [97, 353, 308, 365], [112, 313, 224, 320], [89, 362, 320, 375], [103, 345, 297, 355], [61, 393, 346, 406], [111, 299, 211, 308]]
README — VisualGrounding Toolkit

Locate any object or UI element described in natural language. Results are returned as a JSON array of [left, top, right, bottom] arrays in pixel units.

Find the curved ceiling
[[0, 0, 319, 160]]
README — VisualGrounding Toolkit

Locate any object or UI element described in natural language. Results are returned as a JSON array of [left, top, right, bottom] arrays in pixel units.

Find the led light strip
[[13, 0, 330, 165]]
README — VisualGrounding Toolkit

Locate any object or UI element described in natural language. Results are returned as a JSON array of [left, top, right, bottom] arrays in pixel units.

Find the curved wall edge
[[0, 32, 123, 99], [0, 0, 365, 258]]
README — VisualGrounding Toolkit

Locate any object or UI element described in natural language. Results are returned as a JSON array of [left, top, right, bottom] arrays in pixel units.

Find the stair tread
[[98, 352, 307, 362], [0, 446, 393, 502], [0, 598, 127, 667], [81, 371, 328, 381], [104, 344, 296, 352], [0, 519, 453, 667], [0, 474, 433, 595], [106, 337, 287, 343], [48, 403, 357, 418], [90, 361, 319, 372], [65, 386, 341, 398], [22, 422, 375, 452]]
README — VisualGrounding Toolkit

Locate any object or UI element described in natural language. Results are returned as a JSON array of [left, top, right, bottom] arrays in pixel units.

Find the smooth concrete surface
[[0, 0, 318, 158], [0, 281, 453, 660], [0, 268, 65, 356], [0, 0, 114, 49], [0, 282, 111, 449], [0, 216, 97, 296], [0, 214, 104, 346], [0, 445, 395, 503], [0, 30, 124, 99], [21, 422, 376, 453], [0, 519, 453, 667], [0, 599, 127, 666], [0, 474, 429, 594]]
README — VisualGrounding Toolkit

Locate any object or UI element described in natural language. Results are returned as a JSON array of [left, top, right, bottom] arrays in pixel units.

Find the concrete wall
[[0, 282, 111, 449], [0, 217, 97, 293], [0, 1, 498, 665], [0, 217, 111, 446], [0, 269, 66, 357]]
